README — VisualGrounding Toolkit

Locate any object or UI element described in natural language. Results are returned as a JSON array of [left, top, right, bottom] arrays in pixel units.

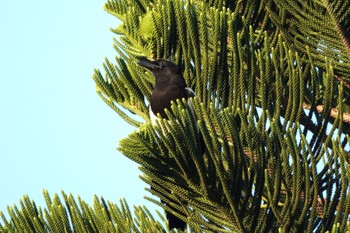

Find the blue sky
[[0, 1, 156, 216]]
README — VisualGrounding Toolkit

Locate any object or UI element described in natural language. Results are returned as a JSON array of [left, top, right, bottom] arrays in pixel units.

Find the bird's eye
[[158, 61, 164, 68]]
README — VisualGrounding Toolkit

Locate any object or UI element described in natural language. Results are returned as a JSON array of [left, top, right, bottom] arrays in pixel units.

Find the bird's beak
[[138, 59, 158, 70]]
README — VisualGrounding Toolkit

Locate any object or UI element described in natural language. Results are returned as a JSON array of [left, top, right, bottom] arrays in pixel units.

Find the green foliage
[[0, 190, 167, 233], [93, 0, 350, 232], [2, 0, 350, 232]]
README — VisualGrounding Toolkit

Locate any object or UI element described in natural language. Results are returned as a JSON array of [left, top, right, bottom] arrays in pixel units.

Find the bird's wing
[[185, 87, 196, 123], [149, 105, 158, 126], [185, 87, 195, 98], [149, 87, 196, 126]]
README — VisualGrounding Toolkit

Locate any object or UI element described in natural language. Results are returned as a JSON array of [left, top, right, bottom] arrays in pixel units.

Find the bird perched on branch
[[138, 58, 196, 125], [138, 58, 202, 231]]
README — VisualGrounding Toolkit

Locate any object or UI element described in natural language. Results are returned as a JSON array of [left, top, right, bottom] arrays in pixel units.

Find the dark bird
[[138, 58, 196, 124], [138, 58, 201, 231]]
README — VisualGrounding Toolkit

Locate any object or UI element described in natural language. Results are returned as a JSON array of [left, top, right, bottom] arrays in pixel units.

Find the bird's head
[[138, 58, 182, 79]]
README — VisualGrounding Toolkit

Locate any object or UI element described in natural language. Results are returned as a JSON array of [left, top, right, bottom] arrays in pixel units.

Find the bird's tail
[[164, 201, 187, 231]]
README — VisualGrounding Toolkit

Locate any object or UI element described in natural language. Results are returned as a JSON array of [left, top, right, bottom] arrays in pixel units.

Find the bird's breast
[[150, 87, 187, 119]]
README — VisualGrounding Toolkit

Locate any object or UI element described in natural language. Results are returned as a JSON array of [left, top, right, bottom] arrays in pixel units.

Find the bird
[[138, 58, 196, 125], [138, 58, 202, 231]]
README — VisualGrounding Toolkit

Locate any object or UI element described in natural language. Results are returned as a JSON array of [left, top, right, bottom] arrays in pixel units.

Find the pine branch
[[93, 0, 350, 231], [303, 104, 350, 124], [322, 0, 350, 55], [0, 190, 167, 233]]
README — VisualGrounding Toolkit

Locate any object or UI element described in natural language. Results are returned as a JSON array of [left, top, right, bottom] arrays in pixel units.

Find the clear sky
[[0, 0, 156, 216]]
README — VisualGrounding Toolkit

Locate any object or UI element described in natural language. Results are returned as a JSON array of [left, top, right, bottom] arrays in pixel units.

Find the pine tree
[[2, 0, 350, 232]]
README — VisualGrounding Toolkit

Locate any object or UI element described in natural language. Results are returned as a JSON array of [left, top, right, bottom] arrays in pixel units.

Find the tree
[[2, 0, 350, 232]]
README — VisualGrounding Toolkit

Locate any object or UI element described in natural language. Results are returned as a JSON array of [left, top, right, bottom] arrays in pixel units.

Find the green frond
[[116, 89, 350, 231], [59, 0, 350, 231], [0, 191, 166, 233], [268, 0, 350, 79]]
